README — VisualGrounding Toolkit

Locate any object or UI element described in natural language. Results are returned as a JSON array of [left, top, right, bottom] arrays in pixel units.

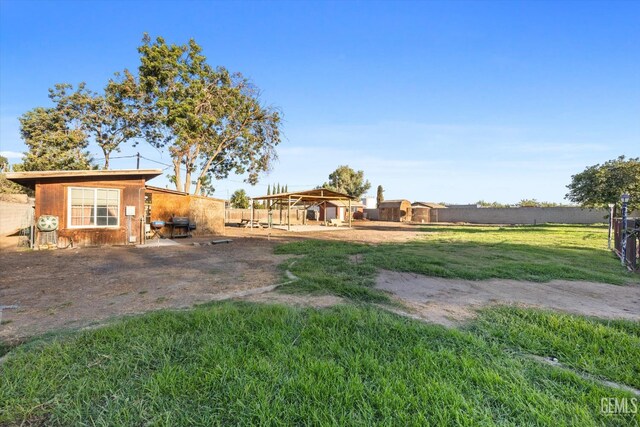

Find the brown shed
[[6, 169, 161, 247], [411, 202, 446, 223], [378, 199, 412, 222]]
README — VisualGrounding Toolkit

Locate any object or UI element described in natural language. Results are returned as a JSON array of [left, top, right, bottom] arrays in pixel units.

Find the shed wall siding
[[146, 188, 224, 236], [35, 177, 145, 246]]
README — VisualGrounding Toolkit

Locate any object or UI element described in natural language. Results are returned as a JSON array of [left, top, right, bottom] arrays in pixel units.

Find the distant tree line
[[474, 200, 574, 208]]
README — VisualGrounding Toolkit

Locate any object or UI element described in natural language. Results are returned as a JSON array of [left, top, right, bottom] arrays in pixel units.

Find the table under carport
[[251, 188, 357, 231]]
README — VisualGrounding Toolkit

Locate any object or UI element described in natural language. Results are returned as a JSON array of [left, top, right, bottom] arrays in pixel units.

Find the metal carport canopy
[[251, 188, 356, 230]]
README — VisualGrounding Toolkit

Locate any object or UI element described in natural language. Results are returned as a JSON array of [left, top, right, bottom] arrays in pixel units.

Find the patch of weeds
[[155, 297, 167, 304], [138, 290, 148, 295]]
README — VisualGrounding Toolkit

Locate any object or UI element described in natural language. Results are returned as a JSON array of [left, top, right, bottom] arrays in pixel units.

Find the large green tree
[[136, 35, 281, 194], [230, 189, 250, 209], [321, 165, 371, 199], [50, 78, 142, 170], [566, 156, 640, 212], [16, 106, 93, 171]]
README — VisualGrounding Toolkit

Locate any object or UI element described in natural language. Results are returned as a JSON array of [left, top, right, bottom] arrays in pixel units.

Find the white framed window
[[68, 187, 120, 228]]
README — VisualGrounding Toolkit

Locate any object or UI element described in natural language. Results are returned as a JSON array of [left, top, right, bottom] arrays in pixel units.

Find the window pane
[[71, 189, 83, 204], [107, 190, 119, 203], [69, 187, 119, 227], [83, 188, 94, 203]]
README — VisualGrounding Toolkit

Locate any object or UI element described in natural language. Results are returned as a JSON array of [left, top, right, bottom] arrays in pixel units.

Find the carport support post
[[348, 199, 352, 228], [287, 195, 291, 231], [324, 201, 327, 226], [250, 199, 254, 228]]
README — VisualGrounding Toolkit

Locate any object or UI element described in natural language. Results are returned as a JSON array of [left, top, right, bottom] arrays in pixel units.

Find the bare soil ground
[[223, 220, 425, 244], [0, 221, 418, 342], [0, 236, 287, 342], [376, 270, 640, 327], [2, 221, 638, 342]]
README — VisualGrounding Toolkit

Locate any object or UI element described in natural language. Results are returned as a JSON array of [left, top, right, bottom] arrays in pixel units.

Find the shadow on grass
[[273, 236, 639, 306], [367, 240, 638, 285]]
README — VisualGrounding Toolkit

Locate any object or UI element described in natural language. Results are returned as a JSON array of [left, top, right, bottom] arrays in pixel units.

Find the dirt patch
[[223, 221, 426, 244], [0, 237, 287, 341], [375, 270, 640, 327], [240, 292, 344, 308]]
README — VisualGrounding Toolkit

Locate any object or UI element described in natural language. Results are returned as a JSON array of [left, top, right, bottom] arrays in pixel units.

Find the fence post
[[621, 194, 629, 266]]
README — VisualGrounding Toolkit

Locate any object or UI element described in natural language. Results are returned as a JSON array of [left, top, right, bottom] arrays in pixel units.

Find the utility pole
[[136, 152, 140, 170]]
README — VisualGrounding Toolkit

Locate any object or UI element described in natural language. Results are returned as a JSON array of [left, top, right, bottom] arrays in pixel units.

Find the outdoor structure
[[5, 169, 161, 247], [319, 199, 364, 221], [378, 199, 412, 222], [252, 188, 357, 231], [361, 197, 376, 209], [411, 202, 446, 223], [145, 186, 225, 237]]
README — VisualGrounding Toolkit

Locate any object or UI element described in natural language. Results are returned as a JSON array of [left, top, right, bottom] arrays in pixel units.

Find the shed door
[[326, 207, 337, 220]]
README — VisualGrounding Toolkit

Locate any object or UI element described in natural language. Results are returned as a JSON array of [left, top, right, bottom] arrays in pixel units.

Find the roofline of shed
[[4, 169, 163, 188]]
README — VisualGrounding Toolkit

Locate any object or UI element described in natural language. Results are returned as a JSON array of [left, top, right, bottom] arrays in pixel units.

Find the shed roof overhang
[[5, 169, 163, 188], [252, 188, 356, 205]]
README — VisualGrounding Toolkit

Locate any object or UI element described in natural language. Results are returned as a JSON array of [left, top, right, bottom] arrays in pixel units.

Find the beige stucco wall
[[429, 207, 614, 224]]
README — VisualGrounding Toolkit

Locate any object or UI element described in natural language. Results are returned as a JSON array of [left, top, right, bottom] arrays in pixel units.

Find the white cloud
[[0, 150, 24, 159]]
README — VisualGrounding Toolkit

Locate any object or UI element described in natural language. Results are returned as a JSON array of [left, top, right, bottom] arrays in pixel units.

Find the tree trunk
[[173, 159, 182, 192], [184, 169, 191, 194]]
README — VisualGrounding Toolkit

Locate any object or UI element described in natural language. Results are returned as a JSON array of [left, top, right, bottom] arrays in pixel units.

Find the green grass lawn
[[3, 224, 638, 425], [367, 224, 640, 284], [1, 303, 638, 426], [276, 225, 639, 304]]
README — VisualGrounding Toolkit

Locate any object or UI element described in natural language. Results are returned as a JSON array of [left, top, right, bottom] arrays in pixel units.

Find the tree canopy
[[230, 189, 250, 209], [9, 34, 281, 195], [49, 79, 142, 169], [16, 106, 93, 171], [566, 156, 640, 212], [136, 35, 281, 194], [321, 165, 371, 199]]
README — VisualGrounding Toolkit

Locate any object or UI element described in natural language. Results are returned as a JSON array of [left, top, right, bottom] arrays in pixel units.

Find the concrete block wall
[[0, 200, 34, 236], [429, 207, 611, 225]]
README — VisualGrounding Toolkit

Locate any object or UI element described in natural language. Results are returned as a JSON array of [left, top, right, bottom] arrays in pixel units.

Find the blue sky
[[1, 0, 638, 203]]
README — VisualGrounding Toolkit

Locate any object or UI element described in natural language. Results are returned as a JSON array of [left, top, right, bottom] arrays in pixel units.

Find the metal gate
[[614, 218, 640, 271]]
